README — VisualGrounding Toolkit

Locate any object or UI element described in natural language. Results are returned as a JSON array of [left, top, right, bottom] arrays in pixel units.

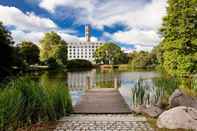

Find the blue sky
[[0, 0, 167, 52]]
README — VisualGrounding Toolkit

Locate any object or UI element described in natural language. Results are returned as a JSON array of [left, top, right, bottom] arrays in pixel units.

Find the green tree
[[67, 59, 93, 69], [39, 32, 67, 67], [94, 43, 126, 64], [0, 22, 14, 78], [160, 0, 197, 76], [17, 41, 40, 65], [128, 51, 157, 69]]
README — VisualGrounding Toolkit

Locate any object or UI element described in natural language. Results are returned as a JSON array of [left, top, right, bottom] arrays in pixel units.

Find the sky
[[0, 0, 167, 52]]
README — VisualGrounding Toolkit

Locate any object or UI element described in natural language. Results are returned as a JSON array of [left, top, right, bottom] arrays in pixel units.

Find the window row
[[69, 49, 96, 52], [68, 46, 99, 48], [69, 52, 94, 55], [68, 55, 93, 59]]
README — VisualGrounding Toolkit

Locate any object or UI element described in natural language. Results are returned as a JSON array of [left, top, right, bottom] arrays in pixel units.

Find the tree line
[[0, 24, 68, 79], [123, 0, 197, 76], [0, 0, 196, 77], [158, 0, 197, 76]]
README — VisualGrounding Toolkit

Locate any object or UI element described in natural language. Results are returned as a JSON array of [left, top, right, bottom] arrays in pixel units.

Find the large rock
[[157, 106, 197, 130], [132, 105, 163, 118], [169, 89, 197, 109]]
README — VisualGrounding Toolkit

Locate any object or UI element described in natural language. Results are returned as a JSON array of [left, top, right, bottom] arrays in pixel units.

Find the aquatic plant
[[192, 78, 197, 91], [153, 77, 179, 97], [132, 79, 146, 106], [131, 77, 179, 107]]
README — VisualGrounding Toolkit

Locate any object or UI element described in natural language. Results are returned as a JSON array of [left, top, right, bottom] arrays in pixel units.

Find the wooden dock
[[73, 88, 131, 114]]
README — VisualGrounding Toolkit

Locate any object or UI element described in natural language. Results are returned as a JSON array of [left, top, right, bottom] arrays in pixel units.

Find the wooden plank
[[73, 88, 131, 114]]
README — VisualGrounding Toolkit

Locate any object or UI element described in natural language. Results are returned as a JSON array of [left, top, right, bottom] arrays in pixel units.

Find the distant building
[[67, 25, 102, 63]]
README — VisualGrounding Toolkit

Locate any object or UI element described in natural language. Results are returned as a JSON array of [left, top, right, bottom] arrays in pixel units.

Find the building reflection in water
[[67, 69, 96, 106], [67, 69, 160, 108]]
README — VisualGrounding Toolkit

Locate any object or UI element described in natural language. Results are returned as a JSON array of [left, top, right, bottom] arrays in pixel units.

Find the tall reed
[[131, 78, 179, 107], [0, 77, 72, 130]]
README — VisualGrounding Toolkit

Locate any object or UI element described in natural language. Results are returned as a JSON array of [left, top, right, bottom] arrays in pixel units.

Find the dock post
[[86, 76, 91, 91], [114, 77, 118, 89]]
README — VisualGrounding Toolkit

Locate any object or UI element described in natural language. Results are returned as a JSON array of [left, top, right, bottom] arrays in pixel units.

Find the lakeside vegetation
[[0, 77, 72, 130], [132, 77, 197, 108], [94, 43, 128, 65], [0, 0, 196, 130], [128, 51, 157, 69], [39, 32, 67, 69], [67, 59, 93, 69]]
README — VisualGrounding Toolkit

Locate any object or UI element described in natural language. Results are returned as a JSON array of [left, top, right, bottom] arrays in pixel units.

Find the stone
[[169, 89, 197, 109], [132, 105, 146, 114], [55, 114, 153, 130], [144, 106, 164, 118], [157, 106, 197, 130], [132, 105, 163, 118]]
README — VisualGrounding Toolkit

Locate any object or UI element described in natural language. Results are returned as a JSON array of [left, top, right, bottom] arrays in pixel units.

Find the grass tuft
[[0, 77, 72, 130]]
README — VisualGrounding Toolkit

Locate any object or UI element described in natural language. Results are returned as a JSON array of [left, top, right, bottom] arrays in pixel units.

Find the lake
[[38, 69, 197, 109]]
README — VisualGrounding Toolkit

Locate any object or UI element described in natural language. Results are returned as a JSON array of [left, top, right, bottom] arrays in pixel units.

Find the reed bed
[[0, 77, 72, 130]]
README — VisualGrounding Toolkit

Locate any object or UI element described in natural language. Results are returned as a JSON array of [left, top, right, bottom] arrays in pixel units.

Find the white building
[[67, 25, 102, 63]]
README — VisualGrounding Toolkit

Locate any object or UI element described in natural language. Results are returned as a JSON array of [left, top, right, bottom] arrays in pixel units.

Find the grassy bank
[[0, 77, 72, 130]]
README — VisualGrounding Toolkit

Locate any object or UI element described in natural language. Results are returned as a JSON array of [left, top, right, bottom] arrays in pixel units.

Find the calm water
[[38, 69, 197, 109]]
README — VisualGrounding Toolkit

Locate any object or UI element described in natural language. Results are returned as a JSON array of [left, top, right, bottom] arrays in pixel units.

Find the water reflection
[[39, 69, 196, 108]]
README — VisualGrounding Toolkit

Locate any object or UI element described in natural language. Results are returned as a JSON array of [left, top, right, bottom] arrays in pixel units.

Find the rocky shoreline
[[132, 89, 197, 130]]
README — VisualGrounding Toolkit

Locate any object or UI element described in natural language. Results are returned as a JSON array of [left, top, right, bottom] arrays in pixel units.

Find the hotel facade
[[67, 25, 103, 63]]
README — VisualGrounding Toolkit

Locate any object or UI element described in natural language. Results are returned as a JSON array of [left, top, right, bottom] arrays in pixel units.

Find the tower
[[85, 25, 91, 42]]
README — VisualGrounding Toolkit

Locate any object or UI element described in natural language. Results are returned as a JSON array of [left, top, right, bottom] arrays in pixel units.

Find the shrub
[[0, 77, 72, 130], [67, 59, 93, 69], [46, 58, 60, 69]]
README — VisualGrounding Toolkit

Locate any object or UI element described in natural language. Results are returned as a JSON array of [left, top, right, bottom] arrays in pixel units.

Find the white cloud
[[87, 0, 167, 30], [0, 5, 57, 31], [11, 30, 44, 44], [134, 45, 153, 52], [39, 0, 93, 13], [0, 0, 168, 51], [37, 0, 167, 50], [102, 28, 160, 52], [112, 29, 161, 46], [11, 29, 98, 46], [0, 5, 91, 45], [121, 47, 135, 53], [58, 31, 98, 43], [38, 0, 166, 30]]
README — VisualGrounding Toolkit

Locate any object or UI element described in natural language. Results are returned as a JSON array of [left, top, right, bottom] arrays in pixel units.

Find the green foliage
[[132, 78, 179, 108], [96, 81, 114, 88], [159, 0, 197, 76], [46, 58, 60, 69], [132, 79, 146, 105], [67, 59, 93, 69], [128, 51, 157, 69], [39, 32, 67, 68], [191, 78, 197, 91], [0, 77, 72, 130], [0, 22, 14, 78], [17, 41, 40, 65], [163, 51, 196, 75], [94, 43, 127, 64], [153, 77, 179, 98]]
